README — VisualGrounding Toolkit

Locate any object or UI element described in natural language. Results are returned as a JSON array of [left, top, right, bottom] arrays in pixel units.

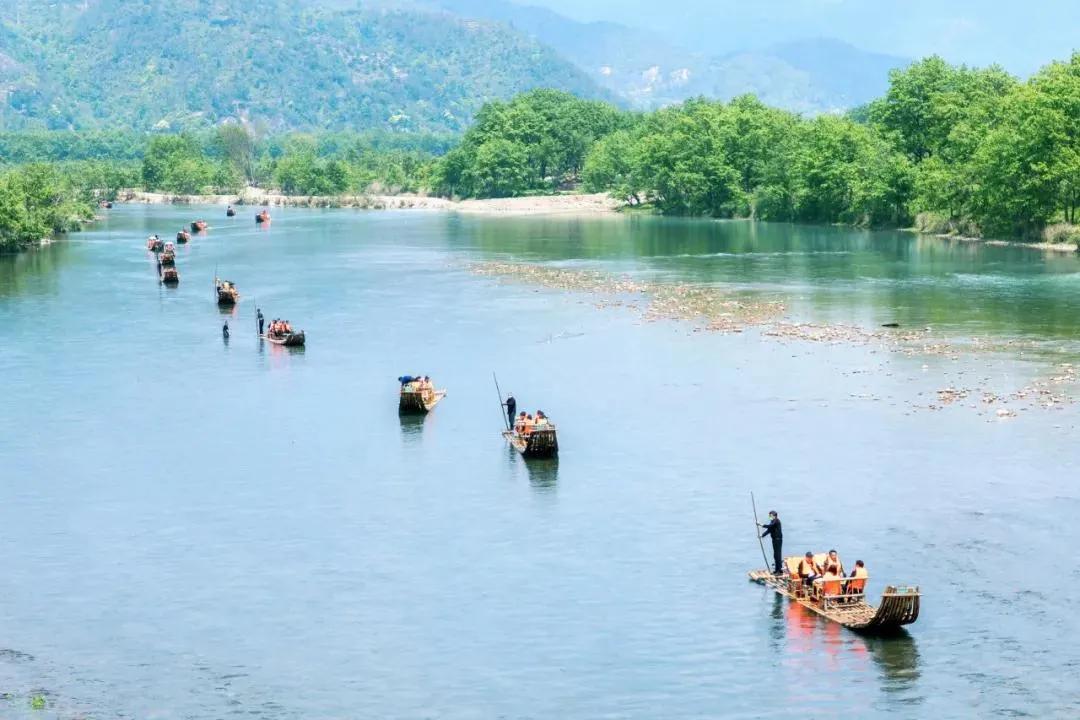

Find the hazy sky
[[513, 0, 1080, 72]]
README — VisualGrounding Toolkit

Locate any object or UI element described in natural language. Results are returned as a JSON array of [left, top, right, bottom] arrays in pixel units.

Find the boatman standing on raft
[[760, 511, 783, 575], [504, 393, 516, 429]]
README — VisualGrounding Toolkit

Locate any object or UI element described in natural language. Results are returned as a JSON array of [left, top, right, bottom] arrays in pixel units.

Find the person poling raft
[[262, 318, 305, 347], [191, 220, 208, 233], [503, 408, 558, 458], [255, 209, 271, 224], [226, 205, 236, 217], [176, 229, 190, 244], [216, 278, 239, 306], [146, 234, 164, 252], [748, 540, 920, 633], [397, 375, 447, 414]]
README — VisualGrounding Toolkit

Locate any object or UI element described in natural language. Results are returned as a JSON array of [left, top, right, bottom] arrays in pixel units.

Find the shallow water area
[[1, 206, 1079, 718]]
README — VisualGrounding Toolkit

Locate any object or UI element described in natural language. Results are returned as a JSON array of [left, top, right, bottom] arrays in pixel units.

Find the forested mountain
[[429, 0, 908, 112], [0, 0, 606, 132]]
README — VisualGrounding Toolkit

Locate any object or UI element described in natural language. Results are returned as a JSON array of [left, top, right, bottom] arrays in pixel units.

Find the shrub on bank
[[914, 212, 981, 238], [1042, 223, 1080, 246]]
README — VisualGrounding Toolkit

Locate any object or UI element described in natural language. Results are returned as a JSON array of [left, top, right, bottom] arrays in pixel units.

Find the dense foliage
[[4, 52, 1078, 251], [581, 54, 1080, 239], [0, 165, 98, 252], [0, 127, 445, 197], [432, 90, 628, 197], [0, 0, 606, 133]]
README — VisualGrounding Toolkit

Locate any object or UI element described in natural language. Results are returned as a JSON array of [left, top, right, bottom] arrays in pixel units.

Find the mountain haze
[[430, 0, 909, 112]]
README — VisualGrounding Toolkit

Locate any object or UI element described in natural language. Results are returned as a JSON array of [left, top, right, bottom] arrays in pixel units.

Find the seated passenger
[[799, 551, 821, 586], [847, 560, 868, 594], [823, 549, 844, 577], [822, 566, 843, 598], [515, 411, 527, 433], [534, 410, 547, 426], [522, 413, 535, 435]]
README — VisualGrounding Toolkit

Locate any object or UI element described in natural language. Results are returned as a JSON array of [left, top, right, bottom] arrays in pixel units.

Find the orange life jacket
[[800, 558, 819, 577], [849, 566, 868, 592], [823, 574, 842, 595]]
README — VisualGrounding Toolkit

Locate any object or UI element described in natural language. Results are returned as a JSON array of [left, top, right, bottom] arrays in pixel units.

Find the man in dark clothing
[[760, 511, 783, 575], [257, 308, 264, 336], [504, 394, 516, 429], [222, 321, 230, 340]]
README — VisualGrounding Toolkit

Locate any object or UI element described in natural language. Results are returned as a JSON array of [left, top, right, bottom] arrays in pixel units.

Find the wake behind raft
[[748, 554, 920, 634]]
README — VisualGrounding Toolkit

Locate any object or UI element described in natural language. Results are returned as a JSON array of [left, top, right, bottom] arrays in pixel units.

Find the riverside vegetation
[[2, 54, 1078, 251]]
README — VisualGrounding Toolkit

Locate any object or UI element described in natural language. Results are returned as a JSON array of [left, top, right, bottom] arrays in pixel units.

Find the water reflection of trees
[[461, 215, 1080, 342], [0, 243, 71, 299]]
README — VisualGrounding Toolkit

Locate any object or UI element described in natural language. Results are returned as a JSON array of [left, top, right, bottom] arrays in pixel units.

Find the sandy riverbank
[[118, 189, 621, 216]]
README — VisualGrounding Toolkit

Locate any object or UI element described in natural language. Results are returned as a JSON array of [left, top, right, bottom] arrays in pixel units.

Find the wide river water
[[2, 205, 1079, 718]]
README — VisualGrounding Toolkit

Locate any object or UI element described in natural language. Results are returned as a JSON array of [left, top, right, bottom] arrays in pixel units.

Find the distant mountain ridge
[[431, 0, 910, 112], [0, 0, 910, 133], [0, 0, 608, 132]]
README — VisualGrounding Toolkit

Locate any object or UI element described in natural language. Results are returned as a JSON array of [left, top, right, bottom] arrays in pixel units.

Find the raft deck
[[749, 567, 919, 634]]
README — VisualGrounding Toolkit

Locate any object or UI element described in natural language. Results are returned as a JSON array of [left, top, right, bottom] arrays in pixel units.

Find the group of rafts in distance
[[144, 205, 306, 347], [143, 202, 917, 634]]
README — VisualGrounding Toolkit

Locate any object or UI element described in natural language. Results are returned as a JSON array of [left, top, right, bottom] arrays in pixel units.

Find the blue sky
[[513, 0, 1080, 72]]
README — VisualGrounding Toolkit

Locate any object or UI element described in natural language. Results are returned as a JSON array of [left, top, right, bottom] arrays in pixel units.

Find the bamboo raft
[[216, 279, 239, 306], [502, 426, 559, 458], [399, 388, 447, 414], [191, 220, 208, 232], [160, 267, 179, 285], [176, 230, 190, 244], [160, 251, 176, 267], [263, 330, 305, 347], [749, 557, 919, 634], [147, 237, 164, 252]]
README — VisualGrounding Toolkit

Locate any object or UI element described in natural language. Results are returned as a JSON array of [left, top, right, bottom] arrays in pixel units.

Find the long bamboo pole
[[493, 372, 510, 431], [751, 491, 770, 571]]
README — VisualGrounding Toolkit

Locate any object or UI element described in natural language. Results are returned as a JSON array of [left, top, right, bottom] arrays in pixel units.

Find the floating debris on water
[[472, 262, 785, 331], [470, 261, 1080, 418]]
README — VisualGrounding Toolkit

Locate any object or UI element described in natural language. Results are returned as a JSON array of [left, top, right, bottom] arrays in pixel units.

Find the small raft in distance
[[399, 384, 447, 414], [160, 266, 179, 285], [263, 329, 305, 347], [749, 555, 920, 634], [176, 229, 190, 244], [216, 278, 239, 306], [191, 220, 208, 233], [502, 424, 559, 459], [255, 210, 271, 224]]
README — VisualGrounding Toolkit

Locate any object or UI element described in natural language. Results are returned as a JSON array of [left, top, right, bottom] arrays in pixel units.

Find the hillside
[[0, 0, 608, 132], [430, 0, 909, 112]]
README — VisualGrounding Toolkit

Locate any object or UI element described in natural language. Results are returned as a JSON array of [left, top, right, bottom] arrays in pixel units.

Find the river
[[1, 205, 1078, 718]]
